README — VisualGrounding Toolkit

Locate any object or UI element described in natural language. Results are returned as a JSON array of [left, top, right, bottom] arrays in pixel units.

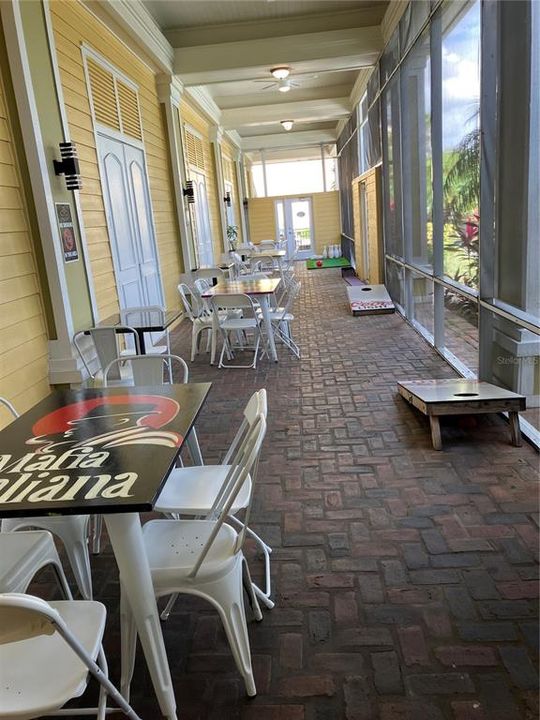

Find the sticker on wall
[[55, 202, 79, 263]]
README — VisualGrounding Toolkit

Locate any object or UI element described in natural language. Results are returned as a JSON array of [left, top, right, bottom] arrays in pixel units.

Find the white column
[[210, 125, 228, 253], [156, 75, 196, 271], [232, 146, 249, 244], [1, 0, 83, 384]]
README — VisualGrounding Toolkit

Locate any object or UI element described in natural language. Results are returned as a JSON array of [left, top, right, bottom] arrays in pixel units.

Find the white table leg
[[185, 430, 203, 465], [105, 513, 177, 720], [259, 294, 278, 362]]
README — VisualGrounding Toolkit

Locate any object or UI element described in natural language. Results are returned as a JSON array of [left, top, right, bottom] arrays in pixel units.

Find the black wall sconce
[[243, 197, 249, 209], [223, 191, 231, 207], [183, 180, 195, 204], [53, 142, 82, 191]]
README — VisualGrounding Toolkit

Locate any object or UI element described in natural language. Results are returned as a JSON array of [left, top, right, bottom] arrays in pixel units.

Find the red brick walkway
[[42, 266, 540, 719]]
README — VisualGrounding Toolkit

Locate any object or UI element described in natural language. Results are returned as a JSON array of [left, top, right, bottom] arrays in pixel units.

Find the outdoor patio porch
[[33, 265, 539, 720]]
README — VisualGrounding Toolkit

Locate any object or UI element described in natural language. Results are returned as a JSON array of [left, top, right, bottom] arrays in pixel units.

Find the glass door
[[276, 197, 314, 259]]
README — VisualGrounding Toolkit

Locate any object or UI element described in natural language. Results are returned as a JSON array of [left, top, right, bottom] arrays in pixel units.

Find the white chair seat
[[221, 317, 258, 331], [155, 465, 251, 515], [144, 519, 238, 583], [0, 599, 106, 718]]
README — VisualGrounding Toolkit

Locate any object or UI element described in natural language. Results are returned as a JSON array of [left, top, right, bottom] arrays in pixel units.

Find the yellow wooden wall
[[221, 138, 243, 244], [0, 56, 50, 428], [50, 0, 183, 318], [248, 191, 340, 253], [180, 98, 223, 262], [352, 167, 384, 283]]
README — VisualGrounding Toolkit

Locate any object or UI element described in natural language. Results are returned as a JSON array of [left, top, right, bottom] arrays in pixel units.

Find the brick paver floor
[[37, 266, 539, 719]]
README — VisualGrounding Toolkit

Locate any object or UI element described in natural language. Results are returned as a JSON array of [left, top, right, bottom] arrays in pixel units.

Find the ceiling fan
[[253, 66, 301, 93]]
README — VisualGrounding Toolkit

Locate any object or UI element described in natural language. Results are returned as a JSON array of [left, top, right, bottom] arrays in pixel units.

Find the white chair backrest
[[74, 327, 139, 381], [210, 293, 257, 320], [103, 353, 189, 387], [259, 240, 276, 249], [0, 593, 60, 645], [222, 389, 267, 465], [230, 252, 250, 273], [178, 283, 203, 321], [189, 414, 267, 578], [0, 397, 18, 420], [194, 278, 211, 296], [252, 255, 276, 272]]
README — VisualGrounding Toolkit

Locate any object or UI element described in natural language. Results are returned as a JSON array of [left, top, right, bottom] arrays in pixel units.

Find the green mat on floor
[[306, 257, 351, 269]]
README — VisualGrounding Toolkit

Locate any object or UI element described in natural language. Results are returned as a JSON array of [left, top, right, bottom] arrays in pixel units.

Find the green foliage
[[226, 224, 238, 251]]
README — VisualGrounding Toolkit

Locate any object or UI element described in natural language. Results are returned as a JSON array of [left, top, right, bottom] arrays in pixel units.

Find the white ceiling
[[142, 0, 388, 149], [145, 0, 379, 29]]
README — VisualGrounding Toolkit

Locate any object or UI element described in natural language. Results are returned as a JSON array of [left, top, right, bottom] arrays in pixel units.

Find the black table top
[[98, 308, 182, 332], [0, 384, 211, 518]]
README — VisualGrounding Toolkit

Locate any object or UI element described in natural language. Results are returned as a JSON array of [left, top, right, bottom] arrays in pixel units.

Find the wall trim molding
[[83, 0, 173, 73], [185, 86, 222, 125]]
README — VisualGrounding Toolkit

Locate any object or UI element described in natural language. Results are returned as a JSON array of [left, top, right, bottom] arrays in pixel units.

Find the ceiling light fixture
[[278, 80, 291, 93], [281, 120, 294, 131], [271, 66, 290, 80]]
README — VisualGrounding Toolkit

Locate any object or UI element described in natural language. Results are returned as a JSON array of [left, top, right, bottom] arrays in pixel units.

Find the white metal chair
[[155, 389, 274, 611], [0, 593, 141, 719], [120, 415, 267, 699], [0, 398, 94, 600], [260, 278, 301, 358], [251, 255, 277, 275], [178, 282, 215, 362], [103, 354, 203, 466], [73, 326, 140, 386], [0, 530, 72, 598], [120, 306, 170, 356], [211, 293, 264, 369]]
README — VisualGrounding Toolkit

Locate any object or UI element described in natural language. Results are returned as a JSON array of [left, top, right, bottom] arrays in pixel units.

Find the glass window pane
[[400, 27, 432, 270], [495, 0, 540, 322], [441, 0, 481, 290], [382, 76, 403, 258], [381, 29, 399, 85], [385, 260, 406, 310], [443, 287, 479, 373], [399, 0, 430, 57], [265, 159, 324, 195], [412, 273, 434, 337], [481, 308, 540, 434], [367, 102, 381, 168], [367, 66, 380, 106]]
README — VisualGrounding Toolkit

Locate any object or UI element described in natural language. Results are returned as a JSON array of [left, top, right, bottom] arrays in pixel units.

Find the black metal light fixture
[[183, 180, 195, 204], [243, 197, 249, 209], [53, 142, 82, 191], [223, 191, 231, 207]]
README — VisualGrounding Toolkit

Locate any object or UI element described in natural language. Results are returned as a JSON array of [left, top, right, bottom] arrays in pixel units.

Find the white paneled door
[[99, 134, 163, 310], [190, 169, 214, 267]]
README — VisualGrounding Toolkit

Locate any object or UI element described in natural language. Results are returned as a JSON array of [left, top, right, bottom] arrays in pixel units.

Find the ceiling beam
[[221, 97, 351, 130], [241, 128, 337, 152], [165, 6, 386, 47], [173, 26, 382, 85]]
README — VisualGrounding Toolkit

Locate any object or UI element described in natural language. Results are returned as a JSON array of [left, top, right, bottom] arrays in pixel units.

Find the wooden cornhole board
[[347, 284, 395, 316], [397, 379, 526, 450]]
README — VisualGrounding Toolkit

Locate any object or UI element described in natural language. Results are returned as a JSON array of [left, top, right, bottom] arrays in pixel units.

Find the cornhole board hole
[[397, 378, 526, 450], [347, 284, 395, 316]]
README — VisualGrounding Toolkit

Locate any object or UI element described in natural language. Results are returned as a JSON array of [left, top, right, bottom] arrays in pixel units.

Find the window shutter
[[85, 55, 142, 140], [184, 127, 205, 171], [117, 81, 143, 141], [87, 58, 120, 131]]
